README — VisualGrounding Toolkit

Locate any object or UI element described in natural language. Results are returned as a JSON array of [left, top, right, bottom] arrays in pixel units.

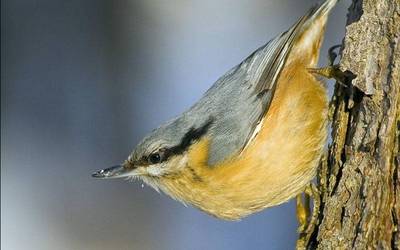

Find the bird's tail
[[301, 0, 339, 34], [251, 0, 339, 93], [314, 0, 339, 19], [287, 0, 339, 66]]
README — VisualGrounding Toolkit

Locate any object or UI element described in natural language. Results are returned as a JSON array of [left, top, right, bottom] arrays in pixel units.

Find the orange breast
[[157, 58, 328, 220]]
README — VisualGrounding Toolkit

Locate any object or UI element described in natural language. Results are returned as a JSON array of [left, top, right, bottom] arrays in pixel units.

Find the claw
[[296, 183, 321, 249], [308, 65, 348, 86]]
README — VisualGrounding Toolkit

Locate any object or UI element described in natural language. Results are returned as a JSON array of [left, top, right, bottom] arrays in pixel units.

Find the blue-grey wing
[[181, 11, 316, 166], [133, 2, 336, 167]]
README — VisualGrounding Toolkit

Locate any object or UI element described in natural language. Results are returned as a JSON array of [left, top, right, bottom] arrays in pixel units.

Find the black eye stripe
[[144, 117, 214, 165], [168, 117, 214, 156]]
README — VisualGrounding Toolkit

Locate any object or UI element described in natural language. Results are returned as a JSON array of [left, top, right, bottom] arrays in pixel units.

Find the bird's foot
[[307, 64, 348, 87], [308, 44, 356, 88], [304, 183, 320, 233], [296, 183, 321, 249], [296, 192, 310, 234]]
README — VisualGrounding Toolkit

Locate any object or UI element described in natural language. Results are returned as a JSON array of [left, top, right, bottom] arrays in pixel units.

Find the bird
[[92, 0, 338, 221]]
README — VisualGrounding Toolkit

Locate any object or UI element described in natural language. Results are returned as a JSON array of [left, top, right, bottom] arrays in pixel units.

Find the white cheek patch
[[145, 155, 189, 177], [175, 155, 188, 170], [146, 163, 167, 176]]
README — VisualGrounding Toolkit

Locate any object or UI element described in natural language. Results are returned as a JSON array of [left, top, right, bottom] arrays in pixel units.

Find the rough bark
[[299, 0, 400, 249]]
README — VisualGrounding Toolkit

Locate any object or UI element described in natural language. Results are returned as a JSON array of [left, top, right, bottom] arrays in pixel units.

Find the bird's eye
[[148, 153, 161, 164]]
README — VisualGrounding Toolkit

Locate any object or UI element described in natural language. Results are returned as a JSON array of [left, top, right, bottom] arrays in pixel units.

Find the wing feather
[[179, 1, 337, 165], [241, 3, 334, 151]]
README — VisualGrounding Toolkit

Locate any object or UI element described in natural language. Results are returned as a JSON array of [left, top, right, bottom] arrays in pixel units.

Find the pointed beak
[[91, 165, 132, 179]]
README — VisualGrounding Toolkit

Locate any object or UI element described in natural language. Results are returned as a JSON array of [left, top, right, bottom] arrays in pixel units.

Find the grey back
[[133, 4, 323, 166]]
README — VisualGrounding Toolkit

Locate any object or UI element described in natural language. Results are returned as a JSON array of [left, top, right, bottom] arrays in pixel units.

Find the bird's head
[[92, 117, 213, 187]]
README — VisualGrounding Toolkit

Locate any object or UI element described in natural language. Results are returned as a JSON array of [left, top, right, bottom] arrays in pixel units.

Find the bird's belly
[[159, 66, 328, 220], [241, 69, 328, 208]]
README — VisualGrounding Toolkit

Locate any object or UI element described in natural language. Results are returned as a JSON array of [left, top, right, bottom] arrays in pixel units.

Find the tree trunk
[[299, 0, 400, 249]]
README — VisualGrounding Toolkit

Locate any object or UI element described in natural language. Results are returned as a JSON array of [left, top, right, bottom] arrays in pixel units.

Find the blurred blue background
[[1, 0, 348, 249]]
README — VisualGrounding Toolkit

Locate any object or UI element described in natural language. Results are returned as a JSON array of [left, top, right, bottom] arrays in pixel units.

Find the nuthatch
[[93, 0, 338, 221]]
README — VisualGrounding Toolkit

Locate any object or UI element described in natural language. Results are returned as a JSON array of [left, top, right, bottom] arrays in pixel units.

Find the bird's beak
[[92, 164, 133, 179]]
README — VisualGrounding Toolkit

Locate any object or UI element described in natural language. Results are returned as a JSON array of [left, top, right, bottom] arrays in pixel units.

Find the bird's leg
[[296, 183, 320, 233], [304, 183, 320, 233], [308, 65, 347, 86], [296, 192, 310, 233], [296, 183, 321, 249], [307, 44, 348, 86]]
